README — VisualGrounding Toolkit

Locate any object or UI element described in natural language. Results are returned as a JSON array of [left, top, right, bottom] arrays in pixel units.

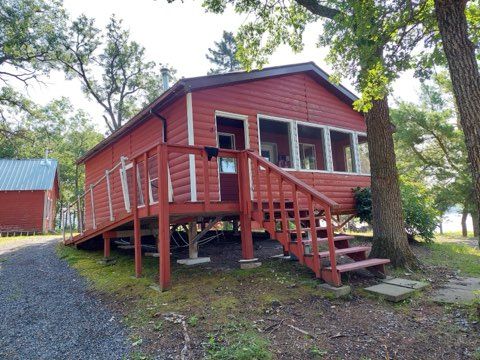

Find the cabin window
[[297, 124, 326, 170], [357, 134, 370, 174], [259, 118, 293, 168], [218, 133, 237, 173], [329, 130, 355, 173]]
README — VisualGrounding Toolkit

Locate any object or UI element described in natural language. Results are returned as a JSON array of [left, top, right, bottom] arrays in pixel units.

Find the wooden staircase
[[247, 151, 390, 287]]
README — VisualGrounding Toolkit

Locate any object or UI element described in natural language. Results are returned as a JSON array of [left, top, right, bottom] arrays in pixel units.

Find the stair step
[[300, 235, 355, 244], [327, 258, 390, 273], [286, 226, 327, 233], [314, 246, 370, 258]]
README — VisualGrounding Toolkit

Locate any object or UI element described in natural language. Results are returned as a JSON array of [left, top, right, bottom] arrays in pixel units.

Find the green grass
[[422, 242, 480, 276], [56, 243, 327, 357], [206, 322, 272, 360], [0, 234, 61, 245]]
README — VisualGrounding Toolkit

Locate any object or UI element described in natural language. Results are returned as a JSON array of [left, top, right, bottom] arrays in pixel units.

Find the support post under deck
[[103, 231, 113, 259], [188, 220, 198, 259], [239, 152, 254, 260]]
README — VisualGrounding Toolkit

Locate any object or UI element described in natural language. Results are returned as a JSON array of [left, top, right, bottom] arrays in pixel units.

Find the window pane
[[330, 130, 354, 172], [218, 134, 234, 149], [358, 135, 370, 174], [298, 125, 326, 170], [259, 119, 292, 168], [219, 158, 236, 173]]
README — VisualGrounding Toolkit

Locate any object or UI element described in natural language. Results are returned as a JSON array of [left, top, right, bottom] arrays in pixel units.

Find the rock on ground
[[0, 236, 130, 360]]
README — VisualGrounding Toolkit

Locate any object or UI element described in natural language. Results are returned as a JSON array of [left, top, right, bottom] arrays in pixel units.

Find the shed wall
[[0, 191, 45, 232]]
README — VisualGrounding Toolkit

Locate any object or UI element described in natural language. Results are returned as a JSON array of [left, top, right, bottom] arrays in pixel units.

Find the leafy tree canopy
[[0, 98, 103, 203], [57, 14, 175, 133], [201, 0, 429, 111], [392, 73, 473, 215], [0, 0, 66, 138]]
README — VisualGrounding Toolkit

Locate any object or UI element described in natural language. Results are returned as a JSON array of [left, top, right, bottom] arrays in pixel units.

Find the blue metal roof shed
[[0, 159, 58, 191]]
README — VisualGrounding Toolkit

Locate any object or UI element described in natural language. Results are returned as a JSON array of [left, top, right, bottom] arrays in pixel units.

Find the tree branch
[[293, 0, 340, 19]]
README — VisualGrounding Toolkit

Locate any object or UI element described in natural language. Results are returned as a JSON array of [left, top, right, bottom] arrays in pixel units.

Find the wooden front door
[[216, 117, 246, 201]]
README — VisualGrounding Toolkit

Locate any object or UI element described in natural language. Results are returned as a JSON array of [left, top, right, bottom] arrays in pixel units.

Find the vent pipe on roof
[[160, 67, 170, 92]]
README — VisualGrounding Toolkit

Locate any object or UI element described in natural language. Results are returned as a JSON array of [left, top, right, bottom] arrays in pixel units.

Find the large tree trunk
[[365, 97, 418, 268], [435, 0, 480, 248], [461, 207, 468, 237], [472, 210, 479, 238]]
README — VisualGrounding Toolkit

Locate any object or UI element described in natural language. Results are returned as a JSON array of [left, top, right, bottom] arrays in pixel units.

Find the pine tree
[[206, 31, 242, 74]]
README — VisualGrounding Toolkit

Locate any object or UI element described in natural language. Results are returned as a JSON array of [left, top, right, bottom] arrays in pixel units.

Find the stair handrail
[[246, 150, 339, 209], [246, 150, 340, 285]]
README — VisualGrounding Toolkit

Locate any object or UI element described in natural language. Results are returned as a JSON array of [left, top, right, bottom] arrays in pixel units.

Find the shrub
[[353, 179, 439, 243]]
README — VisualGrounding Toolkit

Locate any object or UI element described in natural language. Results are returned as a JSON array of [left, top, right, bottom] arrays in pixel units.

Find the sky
[[22, 0, 421, 133]]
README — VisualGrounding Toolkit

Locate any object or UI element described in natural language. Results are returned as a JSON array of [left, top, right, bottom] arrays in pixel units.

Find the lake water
[[438, 211, 474, 233]]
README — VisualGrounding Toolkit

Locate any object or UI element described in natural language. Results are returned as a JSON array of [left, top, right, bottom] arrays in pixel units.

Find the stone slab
[[319, 283, 351, 298], [177, 257, 211, 266], [381, 278, 429, 290], [239, 258, 259, 263], [364, 283, 416, 302], [240, 261, 262, 269], [430, 277, 480, 304]]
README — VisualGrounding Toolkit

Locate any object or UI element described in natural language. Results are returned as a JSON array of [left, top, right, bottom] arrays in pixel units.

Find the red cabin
[[0, 158, 59, 235], [65, 62, 389, 289]]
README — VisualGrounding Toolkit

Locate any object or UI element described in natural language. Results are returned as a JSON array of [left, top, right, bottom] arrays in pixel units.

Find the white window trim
[[217, 132, 236, 150], [257, 114, 296, 170], [255, 113, 370, 176], [299, 143, 317, 170]]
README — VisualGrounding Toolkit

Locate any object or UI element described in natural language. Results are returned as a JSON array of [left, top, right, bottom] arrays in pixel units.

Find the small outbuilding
[[0, 158, 59, 235]]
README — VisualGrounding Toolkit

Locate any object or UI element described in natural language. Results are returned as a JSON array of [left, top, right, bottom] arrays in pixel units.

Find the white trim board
[[186, 92, 197, 202]]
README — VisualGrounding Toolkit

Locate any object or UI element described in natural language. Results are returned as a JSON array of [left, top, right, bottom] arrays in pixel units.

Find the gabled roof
[[0, 159, 58, 191], [78, 62, 358, 164]]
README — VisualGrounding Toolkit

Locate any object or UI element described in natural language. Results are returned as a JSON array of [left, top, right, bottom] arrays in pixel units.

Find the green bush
[[353, 179, 439, 243]]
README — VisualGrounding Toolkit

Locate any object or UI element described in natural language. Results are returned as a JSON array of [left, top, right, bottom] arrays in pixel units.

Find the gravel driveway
[[0, 236, 130, 360]]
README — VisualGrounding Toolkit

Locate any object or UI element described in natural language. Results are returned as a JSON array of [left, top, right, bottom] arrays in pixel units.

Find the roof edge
[[77, 62, 358, 164]]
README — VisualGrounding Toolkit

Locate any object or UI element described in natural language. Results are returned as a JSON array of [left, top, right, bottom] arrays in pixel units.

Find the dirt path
[[0, 236, 130, 360]]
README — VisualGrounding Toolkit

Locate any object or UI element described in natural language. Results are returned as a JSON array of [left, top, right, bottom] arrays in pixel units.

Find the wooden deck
[[63, 143, 388, 290]]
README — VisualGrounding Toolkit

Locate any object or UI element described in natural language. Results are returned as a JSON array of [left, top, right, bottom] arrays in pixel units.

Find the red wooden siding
[[191, 73, 368, 211], [82, 71, 369, 219], [83, 97, 190, 228], [0, 191, 45, 232]]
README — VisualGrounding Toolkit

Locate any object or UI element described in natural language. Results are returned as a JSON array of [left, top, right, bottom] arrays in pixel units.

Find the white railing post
[[106, 169, 114, 221], [120, 156, 131, 212], [77, 195, 83, 233], [90, 184, 96, 229]]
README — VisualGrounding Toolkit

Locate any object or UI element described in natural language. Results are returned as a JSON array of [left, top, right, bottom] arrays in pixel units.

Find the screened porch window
[[218, 133, 237, 173], [330, 130, 355, 173], [298, 124, 326, 170], [357, 134, 370, 174], [259, 118, 293, 168]]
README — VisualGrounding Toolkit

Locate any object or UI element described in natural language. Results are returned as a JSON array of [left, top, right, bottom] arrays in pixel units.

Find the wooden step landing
[[286, 226, 327, 233], [313, 246, 370, 258], [300, 235, 355, 244], [327, 258, 390, 273]]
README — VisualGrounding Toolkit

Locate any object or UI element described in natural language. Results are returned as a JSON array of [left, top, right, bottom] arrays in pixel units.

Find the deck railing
[[62, 142, 242, 243], [247, 150, 340, 283]]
